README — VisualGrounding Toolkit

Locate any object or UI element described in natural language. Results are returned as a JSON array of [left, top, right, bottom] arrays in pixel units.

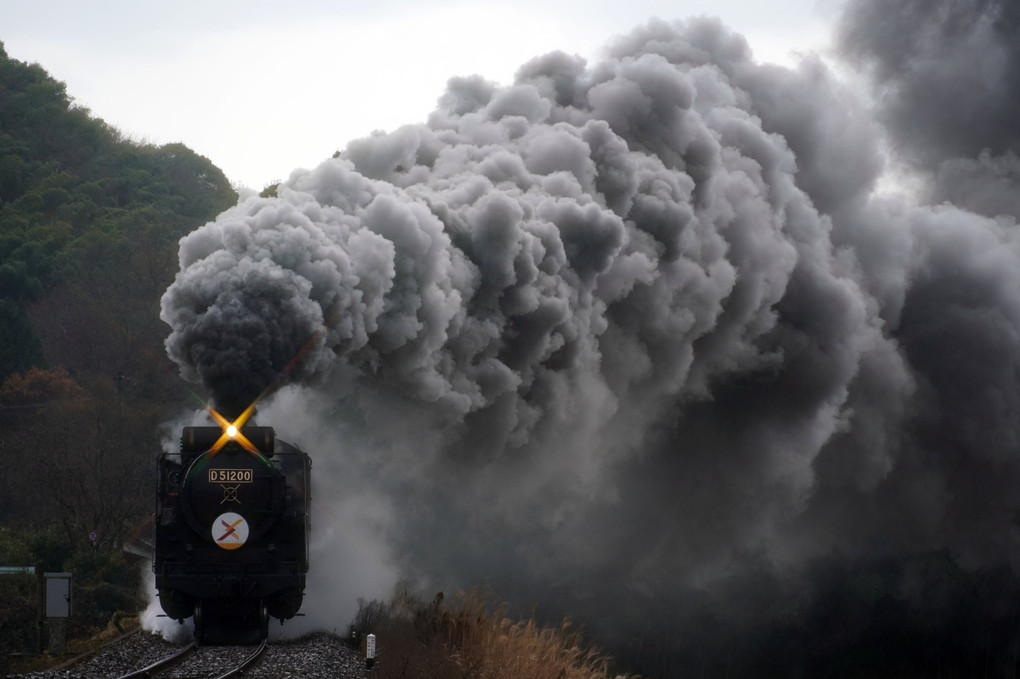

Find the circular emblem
[[212, 512, 249, 550]]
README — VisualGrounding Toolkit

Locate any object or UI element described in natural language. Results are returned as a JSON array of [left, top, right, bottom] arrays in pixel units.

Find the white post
[[44, 572, 72, 656], [366, 633, 376, 669]]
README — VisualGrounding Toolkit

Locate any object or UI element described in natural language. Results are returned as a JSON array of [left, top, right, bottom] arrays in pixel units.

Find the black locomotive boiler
[[154, 423, 311, 644]]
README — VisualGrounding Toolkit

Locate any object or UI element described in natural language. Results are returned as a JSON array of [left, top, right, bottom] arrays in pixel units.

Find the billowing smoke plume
[[838, 0, 1020, 216], [160, 7, 1020, 675]]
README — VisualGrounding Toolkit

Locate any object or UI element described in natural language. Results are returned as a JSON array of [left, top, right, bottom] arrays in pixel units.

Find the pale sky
[[3, 1, 836, 190]]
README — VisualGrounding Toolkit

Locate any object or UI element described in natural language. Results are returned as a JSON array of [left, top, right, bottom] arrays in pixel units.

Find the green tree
[[0, 41, 236, 383], [0, 39, 244, 663]]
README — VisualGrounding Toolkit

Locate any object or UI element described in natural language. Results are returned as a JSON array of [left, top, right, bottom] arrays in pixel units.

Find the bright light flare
[[200, 328, 326, 457], [208, 403, 261, 456]]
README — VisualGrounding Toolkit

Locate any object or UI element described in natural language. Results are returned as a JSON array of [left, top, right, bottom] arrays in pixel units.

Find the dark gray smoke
[[159, 9, 1020, 676], [838, 0, 1020, 217]]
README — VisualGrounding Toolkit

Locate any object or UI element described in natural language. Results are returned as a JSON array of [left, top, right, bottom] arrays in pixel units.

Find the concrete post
[[366, 633, 376, 670]]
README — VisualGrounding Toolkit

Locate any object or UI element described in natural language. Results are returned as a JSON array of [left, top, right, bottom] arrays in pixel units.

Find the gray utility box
[[44, 572, 71, 618]]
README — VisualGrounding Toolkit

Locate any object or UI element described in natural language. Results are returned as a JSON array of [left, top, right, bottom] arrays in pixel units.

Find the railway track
[[10, 630, 363, 679], [114, 640, 196, 679], [115, 638, 267, 679]]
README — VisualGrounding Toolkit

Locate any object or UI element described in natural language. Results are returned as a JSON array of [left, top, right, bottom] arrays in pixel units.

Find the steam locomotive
[[153, 423, 311, 644]]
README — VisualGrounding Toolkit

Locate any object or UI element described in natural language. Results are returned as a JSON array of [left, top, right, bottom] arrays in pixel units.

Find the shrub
[[350, 590, 638, 679], [62, 547, 144, 634]]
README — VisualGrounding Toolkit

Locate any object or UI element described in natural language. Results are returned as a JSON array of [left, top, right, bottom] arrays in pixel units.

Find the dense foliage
[[0, 40, 236, 383], [0, 524, 144, 674], [0, 40, 237, 662]]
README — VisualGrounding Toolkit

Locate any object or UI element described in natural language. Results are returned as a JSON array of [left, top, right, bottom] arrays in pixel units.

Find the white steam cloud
[[159, 5, 1020, 674]]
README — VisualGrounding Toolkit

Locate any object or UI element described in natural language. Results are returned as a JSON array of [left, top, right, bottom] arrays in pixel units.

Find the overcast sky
[[4, 0, 836, 190]]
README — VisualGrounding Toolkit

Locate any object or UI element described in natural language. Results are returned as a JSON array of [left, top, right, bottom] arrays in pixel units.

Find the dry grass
[[350, 590, 638, 679], [5, 614, 141, 675]]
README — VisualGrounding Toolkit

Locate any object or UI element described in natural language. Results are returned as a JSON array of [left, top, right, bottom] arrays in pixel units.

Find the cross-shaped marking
[[217, 517, 244, 542], [221, 485, 240, 504]]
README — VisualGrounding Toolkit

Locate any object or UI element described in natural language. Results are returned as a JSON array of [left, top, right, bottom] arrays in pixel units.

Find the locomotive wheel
[[158, 588, 194, 623], [193, 601, 206, 644], [267, 587, 304, 620]]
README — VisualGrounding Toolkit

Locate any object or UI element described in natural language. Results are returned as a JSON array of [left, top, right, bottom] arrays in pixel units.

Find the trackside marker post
[[44, 572, 71, 655], [366, 633, 376, 670]]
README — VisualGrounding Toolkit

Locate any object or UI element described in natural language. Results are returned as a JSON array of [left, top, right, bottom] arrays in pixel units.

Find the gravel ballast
[[8, 630, 369, 679]]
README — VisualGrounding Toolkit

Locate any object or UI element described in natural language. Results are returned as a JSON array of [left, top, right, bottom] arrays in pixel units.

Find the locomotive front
[[154, 423, 310, 644]]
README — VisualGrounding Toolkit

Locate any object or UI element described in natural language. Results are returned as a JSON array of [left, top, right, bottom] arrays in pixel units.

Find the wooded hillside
[[0, 41, 238, 663]]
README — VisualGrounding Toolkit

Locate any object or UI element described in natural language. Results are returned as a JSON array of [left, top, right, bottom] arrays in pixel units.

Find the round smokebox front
[[181, 448, 283, 549]]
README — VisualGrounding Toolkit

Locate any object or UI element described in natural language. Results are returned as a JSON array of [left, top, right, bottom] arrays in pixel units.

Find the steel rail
[[211, 637, 269, 679], [115, 641, 198, 679]]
